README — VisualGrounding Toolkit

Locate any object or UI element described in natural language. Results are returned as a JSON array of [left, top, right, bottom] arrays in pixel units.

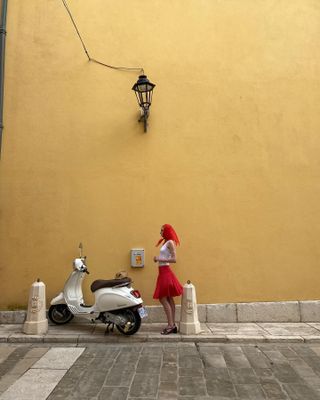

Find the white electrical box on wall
[[131, 249, 145, 268]]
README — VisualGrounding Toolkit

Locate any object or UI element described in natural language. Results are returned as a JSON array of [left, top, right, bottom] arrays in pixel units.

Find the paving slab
[[178, 375, 207, 396], [206, 380, 237, 398], [308, 323, 320, 332], [0, 368, 67, 400], [283, 382, 320, 400], [0, 374, 19, 396], [129, 373, 159, 397], [261, 382, 288, 399], [207, 323, 267, 335], [0, 347, 15, 363], [234, 383, 266, 399], [258, 322, 320, 336], [32, 347, 85, 369], [201, 353, 227, 368]]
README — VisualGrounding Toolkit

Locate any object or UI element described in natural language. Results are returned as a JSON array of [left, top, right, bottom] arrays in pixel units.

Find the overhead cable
[[61, 0, 144, 74]]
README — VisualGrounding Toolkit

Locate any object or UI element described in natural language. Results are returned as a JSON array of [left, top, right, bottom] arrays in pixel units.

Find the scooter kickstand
[[105, 323, 114, 335]]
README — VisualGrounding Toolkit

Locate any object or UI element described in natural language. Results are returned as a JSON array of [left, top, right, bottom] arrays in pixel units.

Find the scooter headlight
[[73, 258, 84, 271]]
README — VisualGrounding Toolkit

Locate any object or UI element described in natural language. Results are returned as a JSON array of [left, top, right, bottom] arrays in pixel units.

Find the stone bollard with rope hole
[[23, 279, 48, 335], [179, 280, 201, 335]]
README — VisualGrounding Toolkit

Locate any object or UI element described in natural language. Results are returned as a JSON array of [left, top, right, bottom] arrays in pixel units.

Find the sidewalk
[[2, 321, 320, 344]]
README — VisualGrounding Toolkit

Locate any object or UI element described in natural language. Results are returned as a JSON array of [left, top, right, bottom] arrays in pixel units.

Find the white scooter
[[49, 244, 147, 335]]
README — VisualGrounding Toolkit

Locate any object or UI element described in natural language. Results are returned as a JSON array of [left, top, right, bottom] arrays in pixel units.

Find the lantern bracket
[[138, 107, 149, 132]]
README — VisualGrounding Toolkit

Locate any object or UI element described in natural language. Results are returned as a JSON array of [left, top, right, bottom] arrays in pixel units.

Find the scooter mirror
[[79, 242, 83, 258]]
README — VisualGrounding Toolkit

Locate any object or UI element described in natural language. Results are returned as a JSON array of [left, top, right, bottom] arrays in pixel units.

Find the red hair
[[156, 224, 180, 247]]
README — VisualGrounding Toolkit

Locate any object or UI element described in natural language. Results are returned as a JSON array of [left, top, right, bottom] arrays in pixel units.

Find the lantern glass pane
[[138, 92, 144, 106], [138, 84, 146, 92], [145, 91, 151, 105], [134, 91, 141, 106], [148, 90, 153, 105], [136, 83, 154, 93], [142, 92, 148, 105]]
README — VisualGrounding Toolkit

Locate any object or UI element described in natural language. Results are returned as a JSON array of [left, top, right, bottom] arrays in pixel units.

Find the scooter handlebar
[[85, 269, 90, 275]]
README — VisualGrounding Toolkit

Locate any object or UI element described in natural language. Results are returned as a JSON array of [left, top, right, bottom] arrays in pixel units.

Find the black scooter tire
[[116, 309, 141, 336], [48, 304, 74, 325]]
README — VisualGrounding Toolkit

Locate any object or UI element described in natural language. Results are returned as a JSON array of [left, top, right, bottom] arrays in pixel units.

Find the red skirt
[[153, 266, 183, 299]]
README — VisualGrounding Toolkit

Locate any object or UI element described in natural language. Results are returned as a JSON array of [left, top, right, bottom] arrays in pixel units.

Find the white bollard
[[23, 279, 48, 335], [179, 280, 201, 335]]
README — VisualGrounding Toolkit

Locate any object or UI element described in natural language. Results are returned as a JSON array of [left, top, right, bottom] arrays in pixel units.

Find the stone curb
[[1, 300, 320, 324], [1, 320, 320, 344], [0, 333, 317, 344]]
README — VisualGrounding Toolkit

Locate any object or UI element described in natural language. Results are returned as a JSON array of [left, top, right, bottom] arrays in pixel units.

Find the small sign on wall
[[131, 249, 145, 267]]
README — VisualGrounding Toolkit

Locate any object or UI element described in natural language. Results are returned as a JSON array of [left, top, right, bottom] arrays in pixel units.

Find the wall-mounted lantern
[[132, 75, 155, 132]]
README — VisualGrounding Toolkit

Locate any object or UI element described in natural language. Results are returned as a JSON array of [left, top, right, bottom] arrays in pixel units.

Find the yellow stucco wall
[[1, 0, 320, 308]]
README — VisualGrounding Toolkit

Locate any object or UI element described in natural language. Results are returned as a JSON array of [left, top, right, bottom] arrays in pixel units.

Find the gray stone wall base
[[0, 311, 27, 324], [237, 301, 300, 322], [300, 301, 320, 322], [145, 305, 207, 323], [207, 303, 238, 322], [146, 301, 320, 323], [1, 301, 320, 324]]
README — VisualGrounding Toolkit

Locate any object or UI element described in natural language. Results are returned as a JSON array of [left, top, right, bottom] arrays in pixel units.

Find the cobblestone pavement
[[2, 343, 320, 399]]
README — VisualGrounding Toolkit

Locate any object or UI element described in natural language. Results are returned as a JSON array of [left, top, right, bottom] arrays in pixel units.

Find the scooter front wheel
[[48, 305, 74, 325], [116, 309, 141, 336]]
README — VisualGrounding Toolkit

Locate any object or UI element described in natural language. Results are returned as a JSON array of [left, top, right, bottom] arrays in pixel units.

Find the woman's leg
[[159, 297, 174, 327], [167, 297, 176, 325]]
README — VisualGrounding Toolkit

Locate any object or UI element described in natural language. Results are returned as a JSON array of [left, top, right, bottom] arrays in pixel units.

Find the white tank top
[[159, 241, 172, 266]]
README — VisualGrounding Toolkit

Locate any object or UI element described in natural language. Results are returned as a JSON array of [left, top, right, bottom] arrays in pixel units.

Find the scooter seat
[[90, 277, 132, 292]]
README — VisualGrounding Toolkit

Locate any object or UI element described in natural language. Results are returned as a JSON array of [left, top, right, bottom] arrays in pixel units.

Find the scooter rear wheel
[[116, 309, 141, 335], [48, 305, 74, 325]]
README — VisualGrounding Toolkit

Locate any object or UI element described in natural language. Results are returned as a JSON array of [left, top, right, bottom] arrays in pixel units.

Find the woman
[[153, 224, 183, 334]]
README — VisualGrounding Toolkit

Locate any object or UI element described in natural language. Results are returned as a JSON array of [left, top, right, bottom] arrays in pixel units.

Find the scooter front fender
[[50, 292, 66, 306]]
